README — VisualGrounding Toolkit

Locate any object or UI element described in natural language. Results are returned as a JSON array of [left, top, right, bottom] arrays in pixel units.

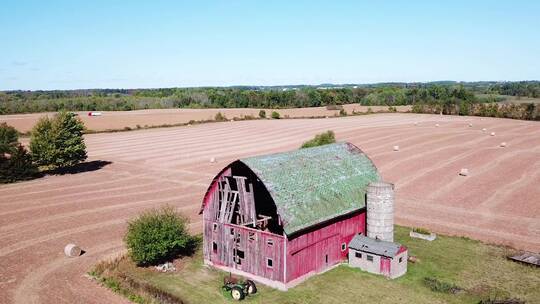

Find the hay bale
[[459, 168, 469, 176], [414, 122, 419, 126], [64, 244, 82, 257], [210, 157, 216, 163], [500, 142, 507, 148], [393, 145, 400, 152], [435, 123, 440, 127], [490, 132, 496, 136], [468, 123, 473, 127], [482, 128, 487, 132]]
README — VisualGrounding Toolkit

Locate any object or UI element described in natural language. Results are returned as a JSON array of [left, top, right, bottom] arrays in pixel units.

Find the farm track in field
[[0, 113, 538, 304]]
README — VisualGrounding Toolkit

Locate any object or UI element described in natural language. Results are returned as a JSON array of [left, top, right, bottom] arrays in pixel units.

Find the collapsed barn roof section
[[240, 142, 380, 235]]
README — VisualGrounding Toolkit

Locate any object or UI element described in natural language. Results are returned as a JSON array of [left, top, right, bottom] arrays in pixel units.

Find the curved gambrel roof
[[201, 142, 380, 236]]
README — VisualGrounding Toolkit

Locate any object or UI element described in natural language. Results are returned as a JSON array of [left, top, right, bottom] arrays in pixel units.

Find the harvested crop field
[[0, 113, 539, 303], [0, 104, 410, 133]]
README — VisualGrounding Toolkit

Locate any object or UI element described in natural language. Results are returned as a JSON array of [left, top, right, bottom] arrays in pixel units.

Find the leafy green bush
[[258, 110, 266, 118], [0, 123, 38, 183], [271, 111, 280, 119], [301, 130, 336, 148], [125, 206, 194, 265], [30, 112, 87, 169]]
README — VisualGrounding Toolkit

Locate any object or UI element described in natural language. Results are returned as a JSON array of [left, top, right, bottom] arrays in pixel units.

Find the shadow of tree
[[45, 160, 112, 175]]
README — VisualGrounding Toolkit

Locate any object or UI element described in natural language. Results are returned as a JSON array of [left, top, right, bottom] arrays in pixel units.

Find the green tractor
[[222, 273, 257, 301]]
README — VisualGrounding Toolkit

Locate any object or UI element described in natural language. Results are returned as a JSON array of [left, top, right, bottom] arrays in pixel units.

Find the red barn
[[199, 142, 381, 290]]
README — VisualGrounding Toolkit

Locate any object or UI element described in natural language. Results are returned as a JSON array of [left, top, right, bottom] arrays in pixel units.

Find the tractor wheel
[[246, 280, 257, 295], [231, 286, 245, 301]]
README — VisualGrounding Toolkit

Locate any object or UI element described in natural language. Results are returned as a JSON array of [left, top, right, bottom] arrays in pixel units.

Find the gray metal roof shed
[[349, 234, 404, 258]]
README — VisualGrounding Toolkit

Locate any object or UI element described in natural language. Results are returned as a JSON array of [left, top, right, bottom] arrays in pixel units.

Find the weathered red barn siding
[[286, 212, 366, 282], [204, 220, 285, 282]]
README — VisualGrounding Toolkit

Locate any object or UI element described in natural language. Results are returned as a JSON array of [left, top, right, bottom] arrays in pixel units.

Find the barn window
[[267, 238, 274, 246], [248, 232, 256, 242], [341, 243, 346, 251], [212, 223, 218, 231], [266, 258, 273, 268], [234, 249, 245, 265], [355, 252, 362, 259], [367, 255, 374, 262], [212, 242, 217, 253], [399, 257, 403, 263]]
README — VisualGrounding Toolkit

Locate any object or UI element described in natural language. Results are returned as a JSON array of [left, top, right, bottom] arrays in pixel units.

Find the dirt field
[[0, 113, 538, 304], [0, 104, 410, 133]]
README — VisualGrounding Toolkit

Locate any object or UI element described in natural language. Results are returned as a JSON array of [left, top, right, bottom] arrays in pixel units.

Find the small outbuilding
[[348, 234, 407, 279]]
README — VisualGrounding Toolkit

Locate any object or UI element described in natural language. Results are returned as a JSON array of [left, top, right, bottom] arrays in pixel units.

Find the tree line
[[0, 85, 481, 114], [1, 82, 538, 120]]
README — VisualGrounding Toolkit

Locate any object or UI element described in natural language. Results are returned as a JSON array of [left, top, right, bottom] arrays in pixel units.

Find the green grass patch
[[90, 226, 540, 304]]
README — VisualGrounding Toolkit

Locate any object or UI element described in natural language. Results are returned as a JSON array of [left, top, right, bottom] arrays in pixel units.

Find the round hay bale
[[468, 123, 473, 127], [393, 145, 400, 152], [490, 132, 496, 136], [459, 168, 469, 176], [230, 119, 234, 122], [435, 123, 440, 127], [64, 244, 82, 257], [500, 142, 507, 148], [210, 157, 216, 163], [482, 128, 487, 132]]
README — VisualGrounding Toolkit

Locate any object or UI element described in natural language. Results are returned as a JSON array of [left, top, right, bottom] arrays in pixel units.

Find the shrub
[[301, 130, 336, 148], [258, 110, 266, 118], [339, 109, 347, 116], [125, 206, 194, 265], [271, 111, 280, 119], [30, 112, 87, 169], [214, 112, 227, 121], [423, 277, 461, 294], [412, 227, 431, 235]]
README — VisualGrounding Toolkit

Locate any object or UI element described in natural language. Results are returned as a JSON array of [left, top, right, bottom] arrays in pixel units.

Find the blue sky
[[1, 1, 539, 90]]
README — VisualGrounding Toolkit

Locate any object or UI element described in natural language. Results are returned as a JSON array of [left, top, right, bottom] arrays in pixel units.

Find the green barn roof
[[240, 142, 380, 235]]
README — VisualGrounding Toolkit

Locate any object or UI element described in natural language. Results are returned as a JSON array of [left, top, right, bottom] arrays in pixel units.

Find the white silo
[[366, 181, 395, 242]]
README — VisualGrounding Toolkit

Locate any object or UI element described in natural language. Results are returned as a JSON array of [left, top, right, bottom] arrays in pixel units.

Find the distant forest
[[1, 81, 539, 117]]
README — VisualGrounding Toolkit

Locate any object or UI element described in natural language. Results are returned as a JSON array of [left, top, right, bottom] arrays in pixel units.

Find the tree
[[0, 122, 19, 154], [271, 111, 280, 119], [125, 206, 194, 265], [0, 123, 38, 183], [30, 112, 87, 169], [0, 144, 38, 183]]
